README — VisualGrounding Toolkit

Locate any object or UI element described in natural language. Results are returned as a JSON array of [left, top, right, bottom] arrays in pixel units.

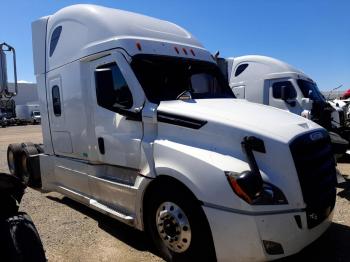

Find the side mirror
[[281, 85, 296, 107], [0, 49, 8, 95], [281, 85, 292, 101], [0, 43, 17, 98]]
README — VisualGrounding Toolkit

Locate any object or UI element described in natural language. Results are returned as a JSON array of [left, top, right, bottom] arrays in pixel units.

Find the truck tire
[[0, 173, 26, 216], [0, 212, 46, 262], [34, 144, 44, 154], [329, 132, 348, 155], [7, 144, 23, 177], [21, 142, 35, 148], [145, 186, 216, 262], [20, 145, 39, 187]]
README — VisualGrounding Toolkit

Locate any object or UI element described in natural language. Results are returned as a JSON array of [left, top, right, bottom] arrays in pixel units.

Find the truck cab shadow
[[46, 195, 350, 262], [46, 195, 161, 258], [337, 154, 350, 164], [337, 178, 350, 201], [278, 222, 350, 261]]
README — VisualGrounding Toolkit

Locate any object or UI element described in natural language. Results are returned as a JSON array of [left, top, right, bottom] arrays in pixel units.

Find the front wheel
[[145, 187, 216, 262]]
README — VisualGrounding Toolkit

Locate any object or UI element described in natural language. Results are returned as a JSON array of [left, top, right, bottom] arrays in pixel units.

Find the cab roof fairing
[[43, 4, 212, 71], [230, 55, 311, 80]]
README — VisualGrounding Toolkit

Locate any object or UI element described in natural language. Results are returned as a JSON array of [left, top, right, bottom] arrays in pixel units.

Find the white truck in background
[[16, 104, 41, 124], [31, 110, 41, 124], [3, 5, 337, 261], [221, 55, 349, 155]]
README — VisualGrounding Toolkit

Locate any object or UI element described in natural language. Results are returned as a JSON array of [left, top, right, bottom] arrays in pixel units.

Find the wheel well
[[142, 175, 202, 223], [141, 175, 216, 260]]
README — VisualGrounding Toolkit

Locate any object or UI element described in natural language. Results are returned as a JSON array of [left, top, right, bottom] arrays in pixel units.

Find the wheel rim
[[8, 150, 15, 174], [156, 202, 192, 253]]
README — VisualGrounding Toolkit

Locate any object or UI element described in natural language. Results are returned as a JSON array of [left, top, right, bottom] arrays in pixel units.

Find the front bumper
[[203, 205, 333, 262]]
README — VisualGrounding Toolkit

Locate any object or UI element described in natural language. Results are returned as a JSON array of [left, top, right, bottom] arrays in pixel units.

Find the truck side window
[[95, 63, 133, 111], [272, 81, 296, 99], [52, 85, 61, 116], [235, 64, 249, 77], [50, 26, 62, 57]]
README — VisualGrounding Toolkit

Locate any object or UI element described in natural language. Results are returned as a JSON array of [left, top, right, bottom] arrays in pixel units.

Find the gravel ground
[[0, 125, 163, 262], [0, 125, 349, 261]]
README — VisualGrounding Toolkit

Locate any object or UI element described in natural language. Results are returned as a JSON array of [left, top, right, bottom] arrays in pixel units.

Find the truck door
[[89, 52, 144, 169], [267, 78, 303, 115], [48, 77, 74, 154]]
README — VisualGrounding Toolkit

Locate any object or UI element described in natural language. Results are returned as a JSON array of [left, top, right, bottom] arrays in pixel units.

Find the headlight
[[225, 171, 288, 205], [253, 182, 288, 205]]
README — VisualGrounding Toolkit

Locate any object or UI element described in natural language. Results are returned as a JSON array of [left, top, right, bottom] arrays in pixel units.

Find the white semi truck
[[222, 55, 349, 154], [5, 5, 337, 261]]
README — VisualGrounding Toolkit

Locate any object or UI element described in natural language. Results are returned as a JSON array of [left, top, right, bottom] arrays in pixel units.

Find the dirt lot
[[0, 125, 349, 261]]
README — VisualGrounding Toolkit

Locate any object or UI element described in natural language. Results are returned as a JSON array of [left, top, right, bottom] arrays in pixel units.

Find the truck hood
[[157, 99, 321, 143], [156, 99, 324, 211]]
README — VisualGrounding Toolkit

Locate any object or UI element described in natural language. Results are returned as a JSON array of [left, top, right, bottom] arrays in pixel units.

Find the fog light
[[263, 240, 284, 255]]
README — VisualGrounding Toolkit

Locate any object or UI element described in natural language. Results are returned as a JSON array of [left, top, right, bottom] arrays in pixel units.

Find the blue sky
[[1, 0, 349, 90]]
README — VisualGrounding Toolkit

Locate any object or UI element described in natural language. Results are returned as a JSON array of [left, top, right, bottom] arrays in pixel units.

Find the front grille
[[290, 130, 337, 228]]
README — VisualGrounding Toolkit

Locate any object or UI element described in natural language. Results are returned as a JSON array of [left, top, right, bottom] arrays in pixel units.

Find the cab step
[[89, 199, 135, 225]]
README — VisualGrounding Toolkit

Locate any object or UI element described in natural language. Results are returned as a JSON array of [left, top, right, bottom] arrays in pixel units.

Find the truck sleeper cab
[[24, 5, 337, 261]]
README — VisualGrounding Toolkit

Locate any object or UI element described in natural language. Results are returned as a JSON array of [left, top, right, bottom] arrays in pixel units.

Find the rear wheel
[[7, 144, 23, 177], [145, 186, 216, 262], [20, 145, 39, 187], [34, 144, 44, 154]]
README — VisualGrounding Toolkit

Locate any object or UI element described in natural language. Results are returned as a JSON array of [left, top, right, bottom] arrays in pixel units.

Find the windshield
[[33, 111, 40, 116], [131, 55, 235, 104], [297, 79, 325, 102]]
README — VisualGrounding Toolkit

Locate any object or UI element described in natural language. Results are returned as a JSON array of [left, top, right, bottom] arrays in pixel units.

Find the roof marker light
[[136, 42, 142, 51], [182, 48, 188, 55], [190, 49, 195, 56], [174, 47, 179, 54]]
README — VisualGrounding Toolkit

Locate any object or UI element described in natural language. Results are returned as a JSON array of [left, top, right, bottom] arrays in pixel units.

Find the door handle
[[98, 137, 105, 155]]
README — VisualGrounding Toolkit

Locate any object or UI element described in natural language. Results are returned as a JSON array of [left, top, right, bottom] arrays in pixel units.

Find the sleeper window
[[94, 62, 133, 112], [50, 26, 62, 57], [235, 64, 249, 77]]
